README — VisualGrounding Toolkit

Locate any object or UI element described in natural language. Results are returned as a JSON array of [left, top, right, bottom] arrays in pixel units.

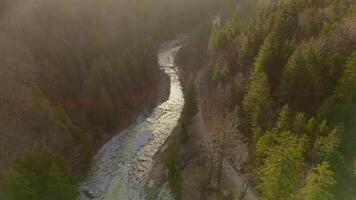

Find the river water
[[79, 36, 185, 200]]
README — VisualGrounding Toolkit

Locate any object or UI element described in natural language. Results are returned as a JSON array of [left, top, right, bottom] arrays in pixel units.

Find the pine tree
[[313, 128, 341, 162], [254, 0, 299, 89], [280, 49, 311, 110], [293, 112, 307, 135], [208, 28, 228, 56], [255, 131, 277, 165], [318, 51, 356, 123], [257, 132, 306, 200], [335, 51, 356, 104], [3, 151, 77, 200], [209, 60, 230, 83], [280, 43, 320, 111], [243, 71, 273, 128], [275, 105, 291, 133], [297, 162, 336, 200]]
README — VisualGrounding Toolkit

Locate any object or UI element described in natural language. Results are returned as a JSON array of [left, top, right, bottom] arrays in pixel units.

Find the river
[[79, 36, 185, 200]]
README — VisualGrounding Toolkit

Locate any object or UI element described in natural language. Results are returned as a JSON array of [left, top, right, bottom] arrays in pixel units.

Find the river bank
[[79, 36, 185, 200], [146, 27, 257, 199]]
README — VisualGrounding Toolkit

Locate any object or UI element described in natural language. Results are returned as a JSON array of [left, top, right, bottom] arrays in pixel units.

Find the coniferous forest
[[206, 0, 355, 199], [0, 0, 355, 199]]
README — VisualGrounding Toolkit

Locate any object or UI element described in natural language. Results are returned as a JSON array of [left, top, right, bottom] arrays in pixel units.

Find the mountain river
[[79, 36, 185, 200]]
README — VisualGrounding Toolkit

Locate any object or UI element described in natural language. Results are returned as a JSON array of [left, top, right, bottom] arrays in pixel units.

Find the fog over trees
[[0, 0, 225, 198], [0, 0, 355, 199]]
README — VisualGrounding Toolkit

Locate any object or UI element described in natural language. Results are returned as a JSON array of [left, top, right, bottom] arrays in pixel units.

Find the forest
[[206, 0, 356, 199], [0, 0, 224, 199], [0, 0, 355, 199]]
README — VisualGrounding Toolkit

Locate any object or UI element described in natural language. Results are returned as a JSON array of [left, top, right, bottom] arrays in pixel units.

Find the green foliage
[[56, 106, 93, 173], [257, 132, 306, 200], [243, 71, 273, 128], [254, 31, 279, 75], [255, 131, 277, 165], [329, 151, 356, 200], [237, 27, 264, 69], [297, 162, 336, 200], [233, 73, 248, 105], [313, 128, 341, 162], [325, 52, 345, 91], [318, 51, 356, 123], [207, 1, 355, 199], [208, 15, 240, 56], [275, 105, 291, 133], [179, 76, 198, 143], [194, 169, 211, 195], [254, 0, 299, 88], [335, 51, 356, 103], [342, 113, 356, 158], [293, 112, 307, 135], [208, 60, 230, 83], [208, 28, 229, 56], [167, 160, 183, 199], [280, 42, 322, 112], [3, 150, 78, 200]]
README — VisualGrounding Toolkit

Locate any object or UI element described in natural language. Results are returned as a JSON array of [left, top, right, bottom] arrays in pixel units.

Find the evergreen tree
[[257, 132, 306, 200], [238, 27, 264, 69], [318, 51, 356, 123], [293, 112, 307, 135], [280, 43, 321, 112], [297, 162, 336, 200], [233, 73, 247, 105], [243, 71, 273, 128], [209, 60, 230, 83], [255, 131, 276, 165], [255, 0, 299, 89], [3, 150, 77, 200], [313, 128, 341, 162], [208, 14, 239, 56], [275, 105, 291, 133], [335, 51, 356, 103], [280, 49, 309, 110], [208, 28, 228, 56]]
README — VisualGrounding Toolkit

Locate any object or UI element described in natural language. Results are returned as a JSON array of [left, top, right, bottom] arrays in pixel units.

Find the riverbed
[[79, 36, 185, 200]]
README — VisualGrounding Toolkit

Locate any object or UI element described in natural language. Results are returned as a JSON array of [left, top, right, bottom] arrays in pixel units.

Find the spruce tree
[[257, 132, 305, 200], [297, 162, 336, 200], [243, 71, 273, 128], [3, 151, 77, 200]]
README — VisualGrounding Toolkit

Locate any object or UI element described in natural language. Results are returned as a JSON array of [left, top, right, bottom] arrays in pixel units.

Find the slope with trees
[[204, 0, 356, 199], [0, 0, 224, 198]]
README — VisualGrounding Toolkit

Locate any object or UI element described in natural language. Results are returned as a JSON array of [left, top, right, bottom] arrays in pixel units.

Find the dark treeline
[[0, 0, 225, 199], [207, 0, 355, 199]]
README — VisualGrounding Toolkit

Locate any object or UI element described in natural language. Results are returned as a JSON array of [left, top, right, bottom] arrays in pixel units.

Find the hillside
[[0, 0, 355, 199], [161, 0, 356, 199], [0, 0, 223, 199], [204, 0, 356, 199]]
